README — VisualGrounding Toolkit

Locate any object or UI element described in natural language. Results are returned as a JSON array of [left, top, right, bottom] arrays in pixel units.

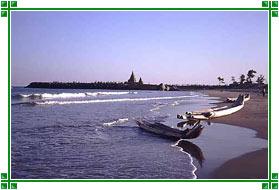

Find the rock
[[158, 83, 169, 91]]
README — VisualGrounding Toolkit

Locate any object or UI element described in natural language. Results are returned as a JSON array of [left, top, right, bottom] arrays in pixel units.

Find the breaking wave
[[103, 118, 129, 126], [149, 103, 168, 112], [171, 101, 180, 106], [13, 95, 195, 106], [12, 91, 137, 100], [149, 101, 180, 112]]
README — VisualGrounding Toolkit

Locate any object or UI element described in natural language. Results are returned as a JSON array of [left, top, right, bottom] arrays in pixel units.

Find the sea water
[[11, 87, 267, 179]]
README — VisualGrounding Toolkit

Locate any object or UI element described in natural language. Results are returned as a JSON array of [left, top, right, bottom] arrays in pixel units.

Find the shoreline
[[201, 90, 268, 179]]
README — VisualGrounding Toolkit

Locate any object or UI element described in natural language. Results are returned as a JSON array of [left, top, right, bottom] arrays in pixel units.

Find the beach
[[203, 90, 268, 179]]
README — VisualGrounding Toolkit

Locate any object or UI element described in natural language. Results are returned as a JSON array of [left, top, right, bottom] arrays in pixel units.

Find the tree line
[[217, 70, 266, 86]]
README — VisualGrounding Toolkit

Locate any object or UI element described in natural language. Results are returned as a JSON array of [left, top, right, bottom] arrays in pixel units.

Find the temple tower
[[128, 71, 136, 84], [139, 77, 143, 85]]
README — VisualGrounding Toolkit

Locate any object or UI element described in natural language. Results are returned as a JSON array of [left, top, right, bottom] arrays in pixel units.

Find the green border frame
[[1, 1, 278, 189]]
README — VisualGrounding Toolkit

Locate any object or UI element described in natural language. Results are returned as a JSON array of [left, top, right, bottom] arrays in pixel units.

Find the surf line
[[20, 95, 197, 105]]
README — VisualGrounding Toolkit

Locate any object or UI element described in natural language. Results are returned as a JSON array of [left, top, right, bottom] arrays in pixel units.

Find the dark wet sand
[[201, 90, 268, 179]]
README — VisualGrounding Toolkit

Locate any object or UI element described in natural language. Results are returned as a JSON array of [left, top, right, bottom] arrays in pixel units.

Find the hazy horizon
[[12, 11, 268, 86]]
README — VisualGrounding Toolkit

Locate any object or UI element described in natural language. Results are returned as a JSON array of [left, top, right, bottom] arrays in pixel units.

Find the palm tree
[[256, 75, 265, 84], [217, 77, 225, 85], [239, 74, 245, 84], [246, 69, 257, 83]]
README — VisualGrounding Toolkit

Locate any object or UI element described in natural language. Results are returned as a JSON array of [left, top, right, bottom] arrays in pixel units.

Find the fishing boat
[[177, 94, 245, 120], [226, 93, 250, 103], [136, 120, 205, 139]]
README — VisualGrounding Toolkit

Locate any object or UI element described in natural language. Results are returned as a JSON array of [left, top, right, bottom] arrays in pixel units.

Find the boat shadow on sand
[[176, 140, 205, 167]]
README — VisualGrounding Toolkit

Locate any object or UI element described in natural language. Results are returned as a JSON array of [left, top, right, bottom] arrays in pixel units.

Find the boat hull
[[178, 94, 246, 120], [136, 120, 205, 139], [187, 104, 244, 120]]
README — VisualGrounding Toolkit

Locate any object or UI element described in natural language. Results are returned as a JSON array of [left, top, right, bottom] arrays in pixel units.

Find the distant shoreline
[[25, 82, 176, 91], [24, 81, 267, 92]]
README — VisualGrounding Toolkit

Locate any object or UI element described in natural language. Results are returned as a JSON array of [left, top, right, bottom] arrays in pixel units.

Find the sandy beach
[[202, 90, 268, 179]]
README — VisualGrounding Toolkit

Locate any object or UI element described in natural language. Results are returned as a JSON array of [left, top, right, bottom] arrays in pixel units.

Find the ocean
[[11, 87, 267, 179]]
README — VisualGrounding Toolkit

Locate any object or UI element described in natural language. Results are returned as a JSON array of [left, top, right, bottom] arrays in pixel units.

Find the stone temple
[[127, 71, 143, 85]]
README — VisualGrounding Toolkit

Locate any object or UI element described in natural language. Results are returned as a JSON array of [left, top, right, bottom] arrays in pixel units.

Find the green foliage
[[239, 74, 246, 84], [217, 77, 225, 85], [246, 69, 257, 83], [256, 75, 265, 84]]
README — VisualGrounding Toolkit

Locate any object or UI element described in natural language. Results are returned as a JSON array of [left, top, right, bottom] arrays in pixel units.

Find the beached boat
[[136, 120, 205, 139], [177, 94, 245, 120], [226, 93, 250, 103]]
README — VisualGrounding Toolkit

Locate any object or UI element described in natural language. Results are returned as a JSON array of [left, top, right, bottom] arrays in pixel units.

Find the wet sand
[[201, 90, 268, 179]]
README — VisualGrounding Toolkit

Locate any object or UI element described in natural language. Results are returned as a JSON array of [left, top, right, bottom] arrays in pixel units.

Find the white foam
[[20, 94, 42, 98], [171, 101, 180, 106], [103, 118, 129, 126], [15, 91, 137, 99], [172, 139, 197, 179], [42, 93, 87, 99], [149, 103, 168, 112], [35, 95, 194, 105], [149, 101, 180, 112], [96, 92, 137, 96]]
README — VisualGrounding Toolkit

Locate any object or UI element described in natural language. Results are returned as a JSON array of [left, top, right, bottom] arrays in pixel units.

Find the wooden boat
[[226, 93, 250, 103], [177, 94, 245, 120], [136, 120, 205, 139]]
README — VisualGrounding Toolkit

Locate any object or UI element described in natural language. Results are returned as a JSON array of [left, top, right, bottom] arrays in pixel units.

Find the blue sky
[[11, 11, 268, 86]]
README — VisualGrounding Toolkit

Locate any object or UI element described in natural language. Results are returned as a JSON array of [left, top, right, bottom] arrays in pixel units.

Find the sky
[[11, 11, 268, 86]]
